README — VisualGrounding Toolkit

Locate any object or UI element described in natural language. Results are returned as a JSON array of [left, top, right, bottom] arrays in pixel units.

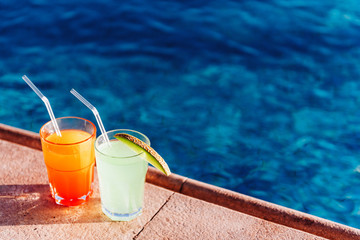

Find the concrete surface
[[135, 193, 326, 240], [0, 123, 359, 239]]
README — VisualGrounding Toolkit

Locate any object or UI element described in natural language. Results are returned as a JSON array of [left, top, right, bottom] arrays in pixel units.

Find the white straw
[[70, 88, 110, 143], [22, 75, 61, 136]]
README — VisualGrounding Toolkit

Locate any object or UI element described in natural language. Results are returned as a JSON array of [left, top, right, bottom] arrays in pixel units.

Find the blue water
[[1, 0, 360, 228]]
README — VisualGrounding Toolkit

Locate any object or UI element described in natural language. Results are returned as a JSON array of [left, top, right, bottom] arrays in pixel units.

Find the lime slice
[[114, 133, 171, 176]]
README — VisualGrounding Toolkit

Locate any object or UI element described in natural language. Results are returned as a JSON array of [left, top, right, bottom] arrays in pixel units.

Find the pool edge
[[0, 123, 359, 239]]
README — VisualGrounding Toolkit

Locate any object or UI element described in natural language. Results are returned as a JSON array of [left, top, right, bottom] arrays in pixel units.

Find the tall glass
[[40, 117, 96, 206], [95, 129, 149, 221]]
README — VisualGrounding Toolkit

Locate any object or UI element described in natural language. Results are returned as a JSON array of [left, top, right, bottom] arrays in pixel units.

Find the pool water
[[1, 0, 360, 228]]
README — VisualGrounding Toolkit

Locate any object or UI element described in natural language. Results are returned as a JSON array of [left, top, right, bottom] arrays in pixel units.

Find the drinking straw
[[70, 88, 110, 144], [22, 75, 62, 136]]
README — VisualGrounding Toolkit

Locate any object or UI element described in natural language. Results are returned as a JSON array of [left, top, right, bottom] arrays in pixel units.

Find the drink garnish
[[114, 133, 171, 176]]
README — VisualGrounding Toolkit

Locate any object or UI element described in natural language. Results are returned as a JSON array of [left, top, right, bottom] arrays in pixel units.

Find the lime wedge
[[114, 133, 171, 176]]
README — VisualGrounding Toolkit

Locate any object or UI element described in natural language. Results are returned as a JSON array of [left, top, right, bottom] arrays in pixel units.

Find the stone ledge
[[1, 123, 359, 240], [180, 177, 360, 240], [0, 123, 41, 150]]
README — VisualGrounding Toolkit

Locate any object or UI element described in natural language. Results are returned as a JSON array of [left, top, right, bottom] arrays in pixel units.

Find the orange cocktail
[[40, 117, 96, 206]]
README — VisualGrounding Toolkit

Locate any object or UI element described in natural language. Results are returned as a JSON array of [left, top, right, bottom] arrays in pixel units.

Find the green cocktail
[[95, 129, 149, 221]]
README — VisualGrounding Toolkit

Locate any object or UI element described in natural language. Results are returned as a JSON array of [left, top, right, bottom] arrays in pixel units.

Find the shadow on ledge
[[0, 184, 111, 226]]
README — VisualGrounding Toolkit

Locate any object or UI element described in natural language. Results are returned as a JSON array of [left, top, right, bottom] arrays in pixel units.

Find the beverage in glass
[[40, 117, 96, 206], [95, 129, 149, 221]]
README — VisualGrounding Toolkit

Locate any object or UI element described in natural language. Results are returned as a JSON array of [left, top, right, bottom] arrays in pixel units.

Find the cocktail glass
[[95, 129, 149, 221], [40, 117, 96, 206]]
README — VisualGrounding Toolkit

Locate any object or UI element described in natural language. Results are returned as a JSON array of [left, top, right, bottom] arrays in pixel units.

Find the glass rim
[[39, 116, 96, 146], [95, 129, 150, 159]]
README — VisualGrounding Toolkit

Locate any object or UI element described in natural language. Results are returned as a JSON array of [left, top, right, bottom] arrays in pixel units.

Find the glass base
[[52, 189, 93, 206], [102, 205, 143, 221]]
